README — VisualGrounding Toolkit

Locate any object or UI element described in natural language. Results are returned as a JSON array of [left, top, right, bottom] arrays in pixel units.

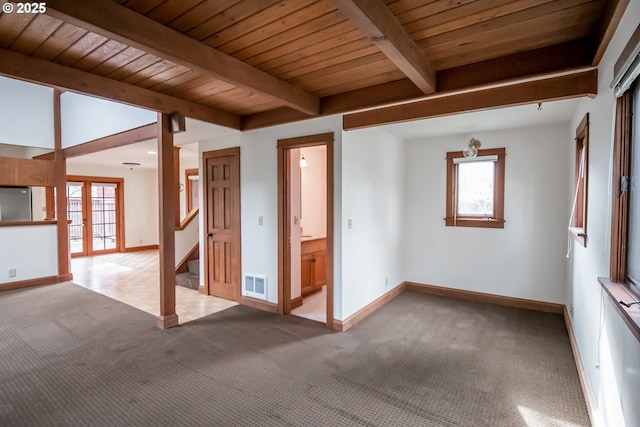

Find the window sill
[[445, 218, 505, 229], [568, 227, 587, 247], [598, 277, 640, 342]]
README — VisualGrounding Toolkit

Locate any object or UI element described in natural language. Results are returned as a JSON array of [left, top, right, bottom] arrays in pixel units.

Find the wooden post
[[157, 113, 179, 329], [53, 89, 72, 281], [174, 145, 181, 228]]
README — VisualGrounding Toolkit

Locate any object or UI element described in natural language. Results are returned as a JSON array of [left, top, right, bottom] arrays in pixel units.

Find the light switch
[[258, 216, 263, 226], [348, 219, 352, 229]]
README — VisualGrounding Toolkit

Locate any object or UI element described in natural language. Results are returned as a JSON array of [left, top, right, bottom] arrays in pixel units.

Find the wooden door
[[204, 148, 241, 301]]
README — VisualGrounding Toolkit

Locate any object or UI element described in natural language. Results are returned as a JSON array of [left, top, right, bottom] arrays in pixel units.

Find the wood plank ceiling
[[0, 0, 622, 131]]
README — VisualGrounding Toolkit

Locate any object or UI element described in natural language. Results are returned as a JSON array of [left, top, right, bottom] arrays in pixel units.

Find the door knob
[[207, 232, 213, 238]]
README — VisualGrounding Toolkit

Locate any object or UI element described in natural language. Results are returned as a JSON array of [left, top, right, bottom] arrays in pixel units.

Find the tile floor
[[291, 285, 327, 323], [70, 250, 237, 324]]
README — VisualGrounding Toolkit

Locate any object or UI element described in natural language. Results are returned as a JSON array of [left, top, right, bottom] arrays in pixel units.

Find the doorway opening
[[278, 133, 334, 328], [49, 176, 124, 257]]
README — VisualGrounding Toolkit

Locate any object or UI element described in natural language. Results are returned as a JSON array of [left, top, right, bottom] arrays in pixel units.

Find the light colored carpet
[[0, 282, 589, 426]]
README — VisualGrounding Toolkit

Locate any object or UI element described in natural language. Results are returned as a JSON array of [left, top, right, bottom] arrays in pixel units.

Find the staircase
[[176, 259, 199, 290]]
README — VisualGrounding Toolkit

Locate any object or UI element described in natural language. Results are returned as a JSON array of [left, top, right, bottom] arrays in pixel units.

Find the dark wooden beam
[[46, 0, 319, 115], [53, 89, 71, 282], [343, 70, 598, 130], [65, 123, 157, 158], [0, 48, 241, 129], [157, 113, 178, 329], [593, 0, 630, 65], [243, 79, 423, 130], [331, 0, 435, 93], [437, 39, 595, 92]]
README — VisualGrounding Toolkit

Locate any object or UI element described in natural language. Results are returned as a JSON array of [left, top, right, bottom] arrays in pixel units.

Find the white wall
[[401, 125, 570, 303], [567, 2, 640, 426], [0, 77, 54, 149], [0, 225, 57, 283], [61, 92, 156, 148], [198, 116, 342, 313], [300, 145, 327, 239], [66, 163, 159, 248], [175, 212, 198, 268], [341, 128, 406, 319]]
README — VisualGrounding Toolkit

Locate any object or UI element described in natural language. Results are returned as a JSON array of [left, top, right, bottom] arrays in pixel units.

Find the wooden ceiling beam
[[343, 70, 598, 130], [64, 123, 157, 158], [331, 0, 435, 93], [243, 41, 595, 130], [592, 0, 630, 65], [45, 0, 319, 115], [0, 48, 241, 129]]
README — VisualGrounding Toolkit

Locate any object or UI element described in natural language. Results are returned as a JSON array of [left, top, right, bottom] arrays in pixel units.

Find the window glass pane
[[628, 81, 640, 285], [457, 161, 494, 216]]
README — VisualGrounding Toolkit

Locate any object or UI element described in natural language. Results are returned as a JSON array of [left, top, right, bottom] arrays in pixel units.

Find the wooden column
[[157, 113, 179, 329], [53, 89, 72, 281]]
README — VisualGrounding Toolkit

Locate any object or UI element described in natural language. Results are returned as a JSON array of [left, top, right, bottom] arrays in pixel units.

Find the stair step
[[187, 259, 199, 274], [176, 272, 199, 290]]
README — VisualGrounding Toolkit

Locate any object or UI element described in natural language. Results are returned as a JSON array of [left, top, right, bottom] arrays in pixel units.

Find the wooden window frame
[[570, 114, 589, 247], [446, 148, 505, 229], [185, 168, 198, 213]]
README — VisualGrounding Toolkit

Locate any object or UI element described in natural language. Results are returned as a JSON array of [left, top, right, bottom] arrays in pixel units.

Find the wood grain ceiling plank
[[295, 56, 404, 93], [211, 0, 331, 53], [186, 0, 280, 41], [136, 64, 191, 89], [46, 0, 320, 115], [73, 39, 129, 72], [404, 0, 555, 40], [53, 32, 109, 67], [419, 0, 598, 51], [168, 78, 236, 101], [312, 67, 407, 97], [166, 0, 239, 33], [156, 74, 212, 97], [270, 41, 379, 81], [145, 0, 204, 25], [232, 11, 348, 62], [290, 51, 391, 85], [89, 46, 146, 76], [31, 23, 88, 61], [0, 48, 241, 128], [422, 4, 601, 68], [145, 70, 204, 93], [256, 29, 367, 73], [343, 70, 598, 130], [0, 12, 36, 49], [10, 14, 63, 55], [121, 59, 178, 85], [433, 20, 597, 70], [330, 0, 435, 93], [122, 0, 164, 15], [385, 0, 441, 15], [105, 54, 163, 81]]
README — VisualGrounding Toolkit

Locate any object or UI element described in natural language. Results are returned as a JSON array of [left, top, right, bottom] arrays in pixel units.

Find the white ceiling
[[379, 99, 580, 140], [68, 99, 579, 169], [68, 118, 239, 170]]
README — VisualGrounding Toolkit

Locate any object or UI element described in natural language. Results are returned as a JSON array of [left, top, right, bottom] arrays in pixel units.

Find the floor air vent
[[243, 274, 267, 300]]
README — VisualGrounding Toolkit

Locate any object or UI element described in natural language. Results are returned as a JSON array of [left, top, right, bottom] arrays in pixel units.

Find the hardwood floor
[[70, 250, 237, 324], [291, 285, 326, 323]]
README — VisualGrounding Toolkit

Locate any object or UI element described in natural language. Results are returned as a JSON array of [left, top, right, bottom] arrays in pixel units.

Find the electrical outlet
[[259, 216, 263, 226], [348, 219, 352, 229], [9, 269, 16, 278], [139, 239, 143, 244], [385, 277, 389, 287]]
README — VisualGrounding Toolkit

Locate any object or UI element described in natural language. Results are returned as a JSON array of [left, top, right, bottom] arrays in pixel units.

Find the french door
[[66, 177, 123, 257]]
